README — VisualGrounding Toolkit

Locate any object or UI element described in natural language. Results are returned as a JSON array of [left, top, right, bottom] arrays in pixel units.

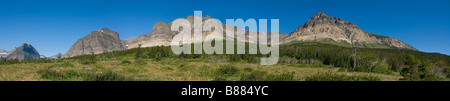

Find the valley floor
[[0, 58, 403, 81]]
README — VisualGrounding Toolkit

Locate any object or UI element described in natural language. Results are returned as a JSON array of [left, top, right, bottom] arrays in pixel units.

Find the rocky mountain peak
[[283, 12, 416, 50], [6, 43, 40, 60], [62, 28, 125, 58], [93, 28, 120, 39], [312, 12, 328, 18], [153, 22, 170, 34], [302, 12, 357, 29]]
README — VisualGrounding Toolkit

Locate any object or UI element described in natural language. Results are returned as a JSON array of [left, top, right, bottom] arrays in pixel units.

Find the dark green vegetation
[[282, 41, 449, 80]]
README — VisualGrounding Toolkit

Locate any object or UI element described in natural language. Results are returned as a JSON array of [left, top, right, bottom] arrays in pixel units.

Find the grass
[[0, 58, 403, 81], [305, 71, 382, 81]]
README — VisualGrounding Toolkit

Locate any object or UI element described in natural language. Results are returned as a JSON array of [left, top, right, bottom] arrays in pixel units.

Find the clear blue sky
[[0, 0, 449, 56]]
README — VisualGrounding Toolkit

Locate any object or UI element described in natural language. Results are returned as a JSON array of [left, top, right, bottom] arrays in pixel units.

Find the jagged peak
[[154, 22, 168, 26], [22, 43, 30, 46], [101, 27, 111, 31]]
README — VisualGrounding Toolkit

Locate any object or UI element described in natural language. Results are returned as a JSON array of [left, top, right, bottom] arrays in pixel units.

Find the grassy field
[[0, 58, 403, 81]]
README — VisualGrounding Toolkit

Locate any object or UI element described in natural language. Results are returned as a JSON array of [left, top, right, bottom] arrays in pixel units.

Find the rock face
[[0, 50, 8, 58], [282, 12, 416, 50], [6, 43, 40, 60], [127, 22, 177, 49], [127, 15, 287, 49], [122, 36, 138, 49], [63, 28, 125, 58]]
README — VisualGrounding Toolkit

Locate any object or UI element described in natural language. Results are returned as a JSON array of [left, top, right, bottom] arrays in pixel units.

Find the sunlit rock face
[[282, 12, 416, 50], [63, 28, 125, 58]]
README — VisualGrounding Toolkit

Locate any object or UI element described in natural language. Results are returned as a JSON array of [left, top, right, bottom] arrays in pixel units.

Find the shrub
[[123, 67, 139, 73], [353, 54, 392, 74], [37, 69, 132, 81], [37, 69, 78, 80], [400, 55, 438, 81], [216, 64, 239, 76], [134, 59, 147, 65], [121, 60, 131, 64], [83, 71, 130, 81], [278, 56, 299, 64], [80, 59, 96, 65], [240, 71, 267, 81], [212, 77, 227, 81], [305, 71, 381, 81], [265, 72, 296, 81], [243, 67, 253, 72], [54, 62, 74, 67]]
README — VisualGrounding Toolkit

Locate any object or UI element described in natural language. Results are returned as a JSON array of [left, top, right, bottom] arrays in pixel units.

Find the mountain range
[[0, 12, 419, 59]]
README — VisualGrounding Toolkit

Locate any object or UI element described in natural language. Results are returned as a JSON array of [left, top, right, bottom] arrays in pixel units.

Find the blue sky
[[0, 0, 449, 56]]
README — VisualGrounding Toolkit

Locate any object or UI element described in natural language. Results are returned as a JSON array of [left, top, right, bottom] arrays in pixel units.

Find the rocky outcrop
[[282, 12, 416, 50], [6, 43, 40, 60], [63, 28, 125, 58]]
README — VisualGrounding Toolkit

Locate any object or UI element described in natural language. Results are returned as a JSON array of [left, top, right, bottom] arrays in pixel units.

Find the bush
[[55, 62, 74, 67], [80, 59, 96, 65], [265, 72, 296, 81], [37, 69, 132, 81], [37, 69, 78, 80], [134, 59, 147, 65], [216, 64, 239, 76], [400, 55, 438, 81], [278, 56, 299, 64], [305, 71, 381, 81], [240, 71, 267, 81], [212, 77, 227, 81], [353, 54, 392, 74], [121, 60, 131, 64], [83, 71, 130, 81], [243, 67, 253, 72]]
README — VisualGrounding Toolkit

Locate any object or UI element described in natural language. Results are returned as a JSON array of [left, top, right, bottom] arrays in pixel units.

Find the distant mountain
[[282, 12, 416, 50], [122, 36, 138, 49], [40, 55, 46, 59], [6, 43, 40, 60], [0, 49, 8, 58], [50, 53, 62, 59], [62, 28, 125, 58]]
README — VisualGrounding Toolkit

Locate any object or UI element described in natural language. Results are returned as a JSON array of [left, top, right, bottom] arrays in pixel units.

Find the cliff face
[[63, 28, 125, 58], [6, 43, 40, 60], [282, 12, 416, 50], [127, 22, 177, 49], [127, 15, 287, 49]]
